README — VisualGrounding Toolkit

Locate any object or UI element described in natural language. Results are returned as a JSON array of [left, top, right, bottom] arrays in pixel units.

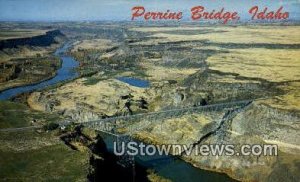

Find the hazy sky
[[0, 0, 299, 21]]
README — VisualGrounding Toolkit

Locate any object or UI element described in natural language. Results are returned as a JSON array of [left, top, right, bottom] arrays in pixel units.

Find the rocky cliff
[[0, 30, 65, 50]]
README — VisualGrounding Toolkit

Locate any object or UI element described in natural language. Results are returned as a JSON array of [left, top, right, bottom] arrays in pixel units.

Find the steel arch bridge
[[78, 99, 252, 168]]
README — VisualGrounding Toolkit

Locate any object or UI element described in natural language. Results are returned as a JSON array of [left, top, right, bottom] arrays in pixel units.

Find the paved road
[[0, 125, 42, 132], [0, 99, 254, 133]]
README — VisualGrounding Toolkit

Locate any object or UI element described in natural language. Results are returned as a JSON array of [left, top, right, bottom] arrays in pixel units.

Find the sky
[[0, 0, 300, 21]]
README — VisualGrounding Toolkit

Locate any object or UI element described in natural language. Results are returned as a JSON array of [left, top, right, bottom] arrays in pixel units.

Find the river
[[0, 42, 79, 100], [101, 133, 235, 182], [0, 42, 235, 181]]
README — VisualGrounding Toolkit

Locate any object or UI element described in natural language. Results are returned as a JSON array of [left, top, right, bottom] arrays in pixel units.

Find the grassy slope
[[0, 144, 88, 181], [0, 101, 89, 180], [0, 101, 59, 129]]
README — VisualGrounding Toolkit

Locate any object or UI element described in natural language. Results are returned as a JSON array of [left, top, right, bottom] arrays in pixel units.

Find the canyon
[[0, 22, 299, 182]]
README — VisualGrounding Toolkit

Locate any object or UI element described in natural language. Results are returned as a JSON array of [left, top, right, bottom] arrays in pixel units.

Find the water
[[0, 43, 79, 100], [101, 133, 235, 182], [0, 42, 234, 181], [117, 77, 150, 88]]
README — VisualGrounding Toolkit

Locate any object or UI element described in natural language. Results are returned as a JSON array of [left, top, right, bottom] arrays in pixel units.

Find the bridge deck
[[84, 100, 251, 125], [82, 99, 252, 135]]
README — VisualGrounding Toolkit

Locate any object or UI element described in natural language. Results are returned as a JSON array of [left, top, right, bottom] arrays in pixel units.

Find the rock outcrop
[[0, 30, 65, 50]]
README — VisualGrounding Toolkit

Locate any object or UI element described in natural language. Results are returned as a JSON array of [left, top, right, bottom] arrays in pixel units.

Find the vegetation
[[0, 101, 88, 181], [0, 131, 89, 181], [0, 101, 60, 129], [1, 22, 300, 181], [0, 29, 47, 41], [43, 122, 59, 131]]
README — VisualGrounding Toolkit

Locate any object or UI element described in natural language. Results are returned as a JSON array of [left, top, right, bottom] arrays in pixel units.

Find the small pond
[[117, 77, 150, 88]]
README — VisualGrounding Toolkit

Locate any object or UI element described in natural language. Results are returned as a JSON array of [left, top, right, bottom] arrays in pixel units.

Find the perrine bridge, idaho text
[[131, 6, 289, 23]]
